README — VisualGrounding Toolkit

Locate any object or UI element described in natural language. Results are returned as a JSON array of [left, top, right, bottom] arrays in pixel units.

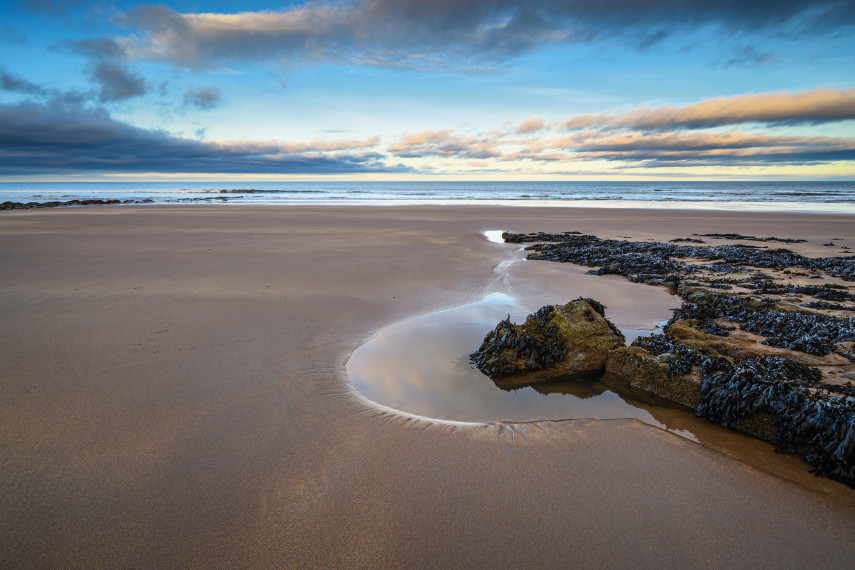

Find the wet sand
[[2, 204, 855, 567]]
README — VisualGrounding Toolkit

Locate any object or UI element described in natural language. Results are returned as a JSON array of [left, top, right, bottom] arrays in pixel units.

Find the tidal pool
[[347, 230, 838, 488], [347, 292, 696, 438]]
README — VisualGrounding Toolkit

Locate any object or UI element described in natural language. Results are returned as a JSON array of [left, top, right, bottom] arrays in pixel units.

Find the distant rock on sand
[[469, 298, 625, 388]]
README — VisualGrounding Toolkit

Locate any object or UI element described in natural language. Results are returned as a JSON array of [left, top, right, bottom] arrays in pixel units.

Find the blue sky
[[1, 0, 854, 180]]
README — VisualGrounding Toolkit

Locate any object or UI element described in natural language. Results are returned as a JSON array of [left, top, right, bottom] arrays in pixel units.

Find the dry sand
[[2, 204, 855, 567]]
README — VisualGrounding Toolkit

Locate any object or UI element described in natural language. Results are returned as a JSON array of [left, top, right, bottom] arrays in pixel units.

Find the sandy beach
[[2, 204, 855, 567]]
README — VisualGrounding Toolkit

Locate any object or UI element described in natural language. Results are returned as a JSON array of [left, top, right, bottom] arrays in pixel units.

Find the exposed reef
[[485, 230, 855, 485], [469, 298, 625, 389], [0, 194, 243, 211], [0, 199, 149, 210], [504, 231, 855, 283], [695, 233, 808, 244]]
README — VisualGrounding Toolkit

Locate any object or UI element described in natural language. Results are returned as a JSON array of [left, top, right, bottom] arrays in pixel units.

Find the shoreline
[[3, 196, 855, 214], [3, 204, 855, 566]]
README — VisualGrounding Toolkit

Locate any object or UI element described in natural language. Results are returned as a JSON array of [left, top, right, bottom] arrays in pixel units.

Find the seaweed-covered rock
[[498, 227, 855, 484], [0, 198, 126, 210], [505, 231, 855, 285], [673, 291, 855, 356], [606, 346, 702, 408], [698, 356, 855, 484], [469, 298, 625, 384]]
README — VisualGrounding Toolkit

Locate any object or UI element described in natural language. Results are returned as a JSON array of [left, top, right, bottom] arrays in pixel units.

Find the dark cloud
[[636, 30, 670, 50], [121, 1, 855, 69], [716, 44, 781, 68], [63, 37, 128, 60], [16, 0, 81, 14], [90, 61, 147, 102], [0, 67, 88, 105], [183, 86, 222, 110], [1, 25, 27, 44], [0, 99, 398, 175], [56, 37, 148, 102], [1, 68, 47, 96]]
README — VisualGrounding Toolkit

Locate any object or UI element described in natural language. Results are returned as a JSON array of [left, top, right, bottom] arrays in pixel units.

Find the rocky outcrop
[[607, 321, 855, 484], [469, 298, 625, 388], [605, 346, 702, 408], [480, 229, 855, 484]]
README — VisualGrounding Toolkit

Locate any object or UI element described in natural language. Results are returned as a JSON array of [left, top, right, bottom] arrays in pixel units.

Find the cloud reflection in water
[[348, 293, 692, 432]]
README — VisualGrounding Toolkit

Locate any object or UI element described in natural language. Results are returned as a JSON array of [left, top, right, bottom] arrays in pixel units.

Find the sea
[[2, 180, 854, 213]]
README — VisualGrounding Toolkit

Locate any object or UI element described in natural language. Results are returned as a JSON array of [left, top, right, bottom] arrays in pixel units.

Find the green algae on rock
[[606, 346, 703, 409], [469, 298, 625, 388]]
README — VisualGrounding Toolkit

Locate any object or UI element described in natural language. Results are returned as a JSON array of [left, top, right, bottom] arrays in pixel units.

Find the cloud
[[119, 1, 855, 70], [89, 61, 146, 102], [515, 117, 546, 134], [2, 77, 852, 176], [1, 25, 27, 44], [57, 37, 148, 102], [0, 99, 397, 175], [542, 130, 855, 165], [389, 130, 502, 159], [502, 132, 855, 166], [385, 121, 855, 168], [636, 29, 669, 50], [63, 37, 126, 60], [554, 130, 855, 156], [17, 0, 81, 14], [183, 86, 222, 110], [561, 88, 855, 130], [0, 67, 88, 105], [1, 68, 47, 96], [715, 44, 781, 68]]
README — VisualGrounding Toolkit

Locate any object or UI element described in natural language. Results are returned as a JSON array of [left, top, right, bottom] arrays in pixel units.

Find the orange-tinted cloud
[[562, 88, 855, 130], [389, 130, 502, 159], [515, 116, 546, 134]]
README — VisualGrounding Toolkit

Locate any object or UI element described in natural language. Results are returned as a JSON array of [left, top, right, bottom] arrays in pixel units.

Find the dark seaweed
[[632, 334, 720, 376], [469, 298, 621, 377], [802, 301, 853, 312], [698, 356, 855, 484], [1, 199, 129, 210], [505, 231, 855, 284], [695, 233, 807, 244], [673, 291, 855, 356], [791, 285, 855, 303], [469, 306, 569, 377]]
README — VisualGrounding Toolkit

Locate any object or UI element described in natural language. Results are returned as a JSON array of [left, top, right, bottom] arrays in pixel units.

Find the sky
[[1, 0, 854, 181]]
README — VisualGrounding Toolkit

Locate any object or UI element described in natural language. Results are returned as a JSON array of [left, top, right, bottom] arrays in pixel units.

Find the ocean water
[[1, 180, 854, 213]]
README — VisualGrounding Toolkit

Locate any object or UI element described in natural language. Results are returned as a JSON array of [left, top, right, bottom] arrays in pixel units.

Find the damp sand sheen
[[4, 205, 855, 567]]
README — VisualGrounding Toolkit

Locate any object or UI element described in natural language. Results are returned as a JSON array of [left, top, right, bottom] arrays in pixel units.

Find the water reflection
[[483, 230, 506, 244], [347, 293, 694, 439]]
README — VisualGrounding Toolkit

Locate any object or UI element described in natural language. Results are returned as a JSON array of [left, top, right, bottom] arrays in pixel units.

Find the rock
[[469, 298, 625, 387], [606, 346, 702, 408], [499, 227, 855, 484]]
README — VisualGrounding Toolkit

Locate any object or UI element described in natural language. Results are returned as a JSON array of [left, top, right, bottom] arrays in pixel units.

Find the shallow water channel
[[347, 291, 699, 435], [347, 230, 699, 437]]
